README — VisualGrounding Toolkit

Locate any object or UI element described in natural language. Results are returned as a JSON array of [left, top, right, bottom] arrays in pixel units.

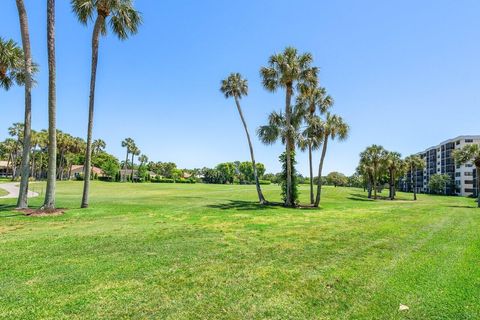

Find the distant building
[[70, 165, 105, 179], [400, 136, 480, 196], [0, 160, 13, 177]]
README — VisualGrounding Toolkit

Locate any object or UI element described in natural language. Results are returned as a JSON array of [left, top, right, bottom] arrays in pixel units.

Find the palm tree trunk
[[308, 143, 314, 205], [123, 151, 129, 182], [131, 153, 135, 182], [413, 168, 417, 200], [43, 0, 57, 209], [314, 136, 329, 207], [81, 15, 104, 208], [476, 166, 480, 208], [389, 169, 394, 200], [373, 165, 377, 200], [284, 85, 293, 206], [16, 0, 33, 209], [234, 96, 266, 204]]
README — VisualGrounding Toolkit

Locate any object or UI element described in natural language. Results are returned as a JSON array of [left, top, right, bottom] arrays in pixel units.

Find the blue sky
[[1, 0, 480, 175]]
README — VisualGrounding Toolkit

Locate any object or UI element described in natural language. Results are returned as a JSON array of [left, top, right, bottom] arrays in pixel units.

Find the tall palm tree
[[15, 0, 34, 209], [453, 144, 480, 207], [297, 86, 332, 204], [359, 145, 386, 201], [72, 0, 142, 208], [260, 47, 317, 206], [404, 155, 425, 201], [121, 137, 133, 182], [130, 144, 140, 182], [314, 113, 349, 207], [220, 73, 266, 204], [43, 0, 57, 210], [383, 151, 403, 200]]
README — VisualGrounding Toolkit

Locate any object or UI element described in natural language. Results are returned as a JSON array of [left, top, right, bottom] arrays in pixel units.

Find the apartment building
[[401, 136, 480, 197]]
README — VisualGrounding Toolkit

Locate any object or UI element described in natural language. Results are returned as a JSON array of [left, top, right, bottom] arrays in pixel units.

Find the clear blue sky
[[1, 0, 480, 175]]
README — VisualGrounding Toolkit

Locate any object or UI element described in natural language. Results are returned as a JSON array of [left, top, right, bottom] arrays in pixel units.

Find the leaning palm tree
[[72, 0, 142, 208], [359, 145, 386, 201], [453, 144, 480, 207], [43, 0, 57, 210], [314, 113, 349, 207], [383, 151, 404, 200], [221, 73, 266, 204], [296, 86, 332, 204], [260, 47, 318, 207], [15, 0, 34, 209], [404, 155, 425, 201]]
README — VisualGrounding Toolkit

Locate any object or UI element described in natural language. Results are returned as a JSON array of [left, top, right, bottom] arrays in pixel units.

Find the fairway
[[0, 182, 479, 319]]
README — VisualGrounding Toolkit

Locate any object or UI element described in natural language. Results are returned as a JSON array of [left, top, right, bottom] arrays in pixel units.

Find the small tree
[[326, 171, 347, 187], [428, 174, 451, 194]]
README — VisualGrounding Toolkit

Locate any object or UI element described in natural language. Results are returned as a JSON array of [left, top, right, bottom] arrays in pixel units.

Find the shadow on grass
[[348, 193, 415, 202], [446, 205, 477, 209], [0, 204, 23, 217], [207, 200, 282, 211]]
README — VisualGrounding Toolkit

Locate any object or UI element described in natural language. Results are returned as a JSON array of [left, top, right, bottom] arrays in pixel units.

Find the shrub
[[152, 178, 174, 183], [259, 180, 271, 185]]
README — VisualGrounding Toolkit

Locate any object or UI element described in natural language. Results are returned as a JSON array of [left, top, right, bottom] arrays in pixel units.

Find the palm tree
[[260, 47, 318, 206], [130, 144, 140, 182], [138, 154, 148, 167], [121, 137, 133, 181], [0, 37, 23, 90], [72, 0, 142, 208], [220, 73, 266, 204], [314, 113, 349, 207], [297, 86, 332, 204], [92, 139, 106, 155], [453, 144, 480, 207], [383, 151, 404, 200], [15, 0, 34, 209], [359, 145, 386, 200], [43, 0, 57, 210], [357, 159, 374, 198], [404, 155, 425, 201]]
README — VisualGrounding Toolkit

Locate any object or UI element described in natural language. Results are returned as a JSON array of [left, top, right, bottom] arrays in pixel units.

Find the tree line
[[1, 0, 142, 210]]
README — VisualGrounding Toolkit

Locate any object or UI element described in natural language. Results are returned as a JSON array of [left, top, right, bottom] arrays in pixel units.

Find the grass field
[[0, 182, 479, 319]]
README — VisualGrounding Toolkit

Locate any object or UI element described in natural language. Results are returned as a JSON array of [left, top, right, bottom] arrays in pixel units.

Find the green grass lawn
[[0, 182, 479, 319]]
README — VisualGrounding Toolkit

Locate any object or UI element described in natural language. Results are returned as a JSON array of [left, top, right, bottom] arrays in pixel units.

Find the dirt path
[[0, 182, 39, 199]]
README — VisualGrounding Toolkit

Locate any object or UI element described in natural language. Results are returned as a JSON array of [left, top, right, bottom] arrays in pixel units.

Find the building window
[[465, 180, 474, 184], [465, 139, 473, 143], [466, 164, 473, 167], [465, 188, 475, 193], [465, 172, 473, 176], [455, 172, 461, 177]]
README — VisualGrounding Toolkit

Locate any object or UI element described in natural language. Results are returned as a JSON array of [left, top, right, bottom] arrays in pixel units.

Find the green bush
[[259, 180, 271, 185], [152, 178, 174, 183]]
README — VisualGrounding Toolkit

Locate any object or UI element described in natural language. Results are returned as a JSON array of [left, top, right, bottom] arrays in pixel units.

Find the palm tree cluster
[[1, 0, 142, 209], [357, 145, 425, 200], [221, 48, 349, 208], [0, 124, 120, 182], [257, 47, 349, 207], [121, 137, 146, 182]]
